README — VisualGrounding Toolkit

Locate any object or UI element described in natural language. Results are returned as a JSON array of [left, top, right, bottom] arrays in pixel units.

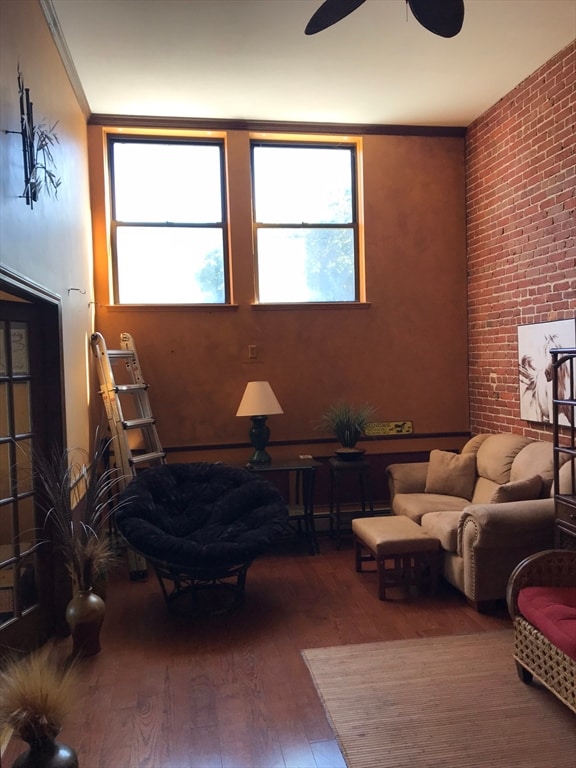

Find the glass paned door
[[0, 316, 40, 631], [0, 293, 65, 653]]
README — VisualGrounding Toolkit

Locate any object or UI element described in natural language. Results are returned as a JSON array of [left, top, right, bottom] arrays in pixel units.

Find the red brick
[[466, 41, 576, 439]]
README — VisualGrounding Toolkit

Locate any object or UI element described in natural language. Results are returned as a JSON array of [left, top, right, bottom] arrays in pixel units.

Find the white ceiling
[[48, 0, 576, 127]]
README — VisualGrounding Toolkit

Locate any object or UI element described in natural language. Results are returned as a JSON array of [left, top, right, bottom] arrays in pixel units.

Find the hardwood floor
[[2, 535, 511, 768]]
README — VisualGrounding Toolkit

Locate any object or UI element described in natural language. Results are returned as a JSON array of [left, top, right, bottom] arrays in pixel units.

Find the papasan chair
[[115, 462, 289, 613]]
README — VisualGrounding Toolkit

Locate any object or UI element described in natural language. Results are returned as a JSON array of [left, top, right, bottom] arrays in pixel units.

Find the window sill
[[104, 303, 239, 311], [102, 302, 371, 311], [251, 302, 371, 310]]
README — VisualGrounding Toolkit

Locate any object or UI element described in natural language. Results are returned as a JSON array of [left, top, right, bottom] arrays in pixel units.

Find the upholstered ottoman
[[352, 516, 441, 600]]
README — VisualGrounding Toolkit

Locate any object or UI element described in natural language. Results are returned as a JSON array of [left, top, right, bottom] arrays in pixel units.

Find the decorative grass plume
[[0, 644, 78, 745], [316, 401, 376, 449], [34, 433, 124, 591]]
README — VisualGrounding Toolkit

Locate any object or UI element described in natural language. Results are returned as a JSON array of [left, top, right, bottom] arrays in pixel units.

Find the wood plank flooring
[[2, 536, 511, 768]]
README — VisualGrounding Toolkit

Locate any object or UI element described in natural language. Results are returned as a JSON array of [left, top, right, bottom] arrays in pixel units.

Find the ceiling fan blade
[[305, 0, 367, 35], [408, 0, 464, 38]]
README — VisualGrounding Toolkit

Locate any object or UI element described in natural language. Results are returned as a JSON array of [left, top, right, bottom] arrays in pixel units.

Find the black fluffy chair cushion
[[115, 462, 289, 569]]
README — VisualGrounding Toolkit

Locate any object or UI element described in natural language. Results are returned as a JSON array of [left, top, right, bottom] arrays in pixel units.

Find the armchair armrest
[[386, 462, 429, 498], [457, 498, 556, 554], [506, 549, 576, 618], [457, 497, 556, 603]]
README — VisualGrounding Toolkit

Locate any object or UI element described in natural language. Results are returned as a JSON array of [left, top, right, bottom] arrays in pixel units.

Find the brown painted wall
[[466, 41, 576, 440], [0, 0, 94, 453], [89, 128, 469, 473]]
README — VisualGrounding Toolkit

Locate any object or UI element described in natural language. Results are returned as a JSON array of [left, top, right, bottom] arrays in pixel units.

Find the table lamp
[[236, 381, 284, 464]]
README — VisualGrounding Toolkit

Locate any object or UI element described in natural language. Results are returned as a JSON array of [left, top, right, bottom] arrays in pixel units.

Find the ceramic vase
[[65, 587, 105, 657], [11, 735, 78, 768]]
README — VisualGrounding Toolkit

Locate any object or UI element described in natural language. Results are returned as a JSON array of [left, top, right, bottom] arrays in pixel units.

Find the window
[[108, 137, 228, 304], [251, 141, 359, 303]]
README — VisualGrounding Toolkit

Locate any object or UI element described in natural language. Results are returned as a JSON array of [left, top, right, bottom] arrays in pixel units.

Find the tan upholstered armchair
[[386, 433, 562, 609], [506, 549, 576, 712]]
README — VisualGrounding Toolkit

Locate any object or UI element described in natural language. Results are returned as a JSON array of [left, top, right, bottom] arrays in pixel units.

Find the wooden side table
[[246, 459, 322, 554], [329, 457, 374, 549]]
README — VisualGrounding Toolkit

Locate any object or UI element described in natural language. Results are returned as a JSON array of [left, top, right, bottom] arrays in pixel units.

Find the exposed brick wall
[[466, 40, 575, 440]]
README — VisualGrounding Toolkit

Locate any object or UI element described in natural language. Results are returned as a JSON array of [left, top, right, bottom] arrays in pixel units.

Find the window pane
[[0, 501, 14, 551], [0, 382, 8, 438], [113, 142, 223, 223], [13, 382, 31, 435], [14, 439, 33, 495], [0, 443, 11, 500], [0, 564, 16, 622], [10, 323, 29, 375], [253, 146, 353, 224], [116, 227, 225, 303], [19, 556, 38, 611], [17, 496, 36, 547], [0, 322, 6, 375], [256, 228, 355, 303]]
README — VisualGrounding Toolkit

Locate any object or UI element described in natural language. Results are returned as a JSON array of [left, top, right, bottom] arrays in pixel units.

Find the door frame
[[0, 266, 69, 653]]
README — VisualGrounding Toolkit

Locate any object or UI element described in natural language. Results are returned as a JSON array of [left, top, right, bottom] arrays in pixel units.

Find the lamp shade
[[236, 381, 284, 417]]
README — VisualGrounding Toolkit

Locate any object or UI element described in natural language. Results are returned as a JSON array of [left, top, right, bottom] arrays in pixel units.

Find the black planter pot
[[334, 447, 366, 461]]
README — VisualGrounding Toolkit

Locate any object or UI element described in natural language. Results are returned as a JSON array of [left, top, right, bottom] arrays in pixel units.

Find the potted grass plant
[[317, 401, 376, 460], [34, 433, 123, 657], [0, 644, 79, 767]]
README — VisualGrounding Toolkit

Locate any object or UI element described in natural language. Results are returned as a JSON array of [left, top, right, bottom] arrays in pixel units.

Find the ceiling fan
[[305, 0, 465, 38]]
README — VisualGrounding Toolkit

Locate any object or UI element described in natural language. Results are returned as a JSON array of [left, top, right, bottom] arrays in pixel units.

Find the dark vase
[[65, 587, 105, 657], [11, 736, 78, 768]]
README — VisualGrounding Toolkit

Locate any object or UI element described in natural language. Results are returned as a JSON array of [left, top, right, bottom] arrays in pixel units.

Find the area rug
[[302, 631, 575, 768]]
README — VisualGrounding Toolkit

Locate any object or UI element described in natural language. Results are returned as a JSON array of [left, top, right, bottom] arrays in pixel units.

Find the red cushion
[[518, 586, 576, 661]]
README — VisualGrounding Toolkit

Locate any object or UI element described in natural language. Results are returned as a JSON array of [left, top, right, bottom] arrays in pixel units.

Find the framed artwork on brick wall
[[518, 319, 576, 425]]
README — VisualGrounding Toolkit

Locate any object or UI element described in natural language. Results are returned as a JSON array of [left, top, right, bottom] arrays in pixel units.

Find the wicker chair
[[506, 549, 576, 712]]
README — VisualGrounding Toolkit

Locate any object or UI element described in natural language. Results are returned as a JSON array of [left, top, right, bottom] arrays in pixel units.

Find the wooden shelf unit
[[552, 346, 576, 550]]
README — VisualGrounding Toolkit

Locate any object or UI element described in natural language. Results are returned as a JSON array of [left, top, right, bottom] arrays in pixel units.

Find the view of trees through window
[[252, 143, 357, 302], [109, 138, 227, 304], [108, 135, 359, 305]]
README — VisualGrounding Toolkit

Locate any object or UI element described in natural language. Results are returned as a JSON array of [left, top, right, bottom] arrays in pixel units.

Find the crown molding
[[39, 0, 91, 118], [89, 113, 466, 137]]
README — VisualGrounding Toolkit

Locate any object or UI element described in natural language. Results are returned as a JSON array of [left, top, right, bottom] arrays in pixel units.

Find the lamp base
[[248, 415, 272, 465], [248, 448, 272, 465]]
